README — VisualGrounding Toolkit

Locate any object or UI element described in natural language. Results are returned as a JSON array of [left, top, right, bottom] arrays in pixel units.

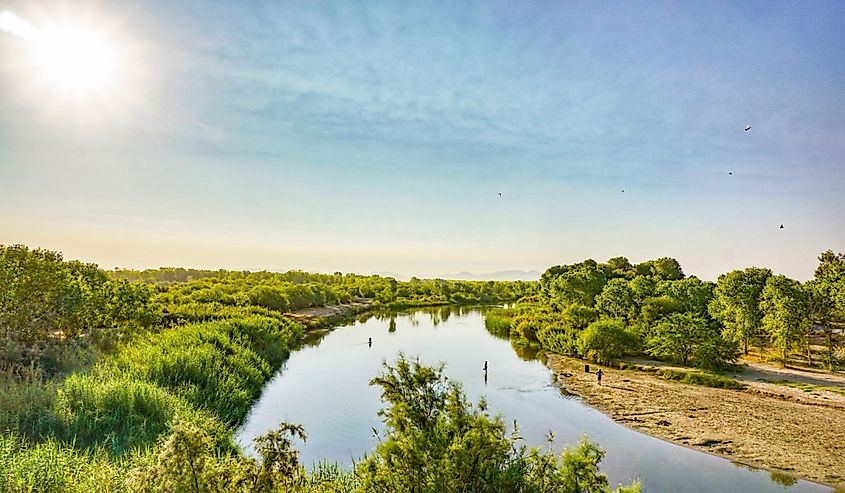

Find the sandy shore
[[547, 354, 845, 489], [284, 301, 373, 327]]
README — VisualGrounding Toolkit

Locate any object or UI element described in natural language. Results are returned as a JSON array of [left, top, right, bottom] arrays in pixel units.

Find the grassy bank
[[0, 315, 304, 491]]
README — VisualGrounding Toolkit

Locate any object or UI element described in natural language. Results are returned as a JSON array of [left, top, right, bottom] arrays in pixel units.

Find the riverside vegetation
[[2, 244, 640, 493], [486, 253, 844, 375], [3, 243, 843, 491]]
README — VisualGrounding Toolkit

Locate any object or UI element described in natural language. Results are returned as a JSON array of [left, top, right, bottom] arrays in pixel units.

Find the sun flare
[[34, 27, 114, 92]]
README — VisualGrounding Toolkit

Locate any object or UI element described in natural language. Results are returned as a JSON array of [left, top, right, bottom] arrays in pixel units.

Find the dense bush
[[356, 355, 640, 493], [577, 319, 639, 364], [0, 245, 155, 368], [484, 308, 515, 338]]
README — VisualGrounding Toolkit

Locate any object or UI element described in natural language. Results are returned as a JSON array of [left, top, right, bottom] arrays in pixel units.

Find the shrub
[[484, 308, 515, 338], [577, 319, 638, 364]]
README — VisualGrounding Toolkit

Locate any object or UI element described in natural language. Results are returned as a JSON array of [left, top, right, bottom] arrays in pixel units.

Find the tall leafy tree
[[646, 313, 708, 366], [548, 260, 609, 307], [651, 257, 685, 280], [659, 277, 715, 316], [595, 279, 636, 320], [760, 275, 811, 366], [807, 250, 845, 368], [709, 267, 772, 355]]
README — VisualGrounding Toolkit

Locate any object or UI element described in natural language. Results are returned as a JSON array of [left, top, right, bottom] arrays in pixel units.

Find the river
[[237, 306, 832, 492]]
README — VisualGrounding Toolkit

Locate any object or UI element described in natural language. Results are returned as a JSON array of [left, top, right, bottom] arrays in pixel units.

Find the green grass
[[768, 380, 845, 397], [656, 368, 746, 390], [484, 308, 515, 338], [2, 315, 302, 455], [0, 433, 128, 493], [52, 371, 230, 455]]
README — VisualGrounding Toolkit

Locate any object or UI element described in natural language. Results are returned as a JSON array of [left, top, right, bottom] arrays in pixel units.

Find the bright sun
[[34, 27, 114, 92]]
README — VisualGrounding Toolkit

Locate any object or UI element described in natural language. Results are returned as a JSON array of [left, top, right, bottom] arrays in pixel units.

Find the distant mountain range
[[370, 270, 541, 281]]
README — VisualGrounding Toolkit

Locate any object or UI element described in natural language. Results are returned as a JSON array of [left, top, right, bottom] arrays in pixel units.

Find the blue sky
[[1, 0, 843, 279]]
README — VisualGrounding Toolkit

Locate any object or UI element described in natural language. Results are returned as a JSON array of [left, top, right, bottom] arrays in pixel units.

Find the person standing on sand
[[596, 369, 603, 385]]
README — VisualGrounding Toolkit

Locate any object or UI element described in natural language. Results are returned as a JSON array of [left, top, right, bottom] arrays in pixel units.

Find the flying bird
[[498, 192, 502, 197], [728, 171, 733, 175], [621, 189, 625, 193], [745, 124, 752, 132], [779, 224, 784, 229]]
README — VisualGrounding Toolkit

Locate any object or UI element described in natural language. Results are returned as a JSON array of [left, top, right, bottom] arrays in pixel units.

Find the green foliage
[[356, 355, 639, 493], [111, 316, 302, 425], [0, 369, 57, 439], [767, 380, 845, 397], [595, 279, 636, 320], [484, 308, 515, 338], [126, 417, 311, 493], [0, 433, 127, 493], [52, 372, 230, 454], [807, 250, 845, 369], [709, 267, 772, 354], [0, 245, 155, 369], [545, 260, 608, 307], [119, 268, 534, 316], [649, 257, 685, 281], [646, 313, 736, 368], [655, 369, 745, 390], [577, 319, 638, 364], [760, 275, 811, 365]]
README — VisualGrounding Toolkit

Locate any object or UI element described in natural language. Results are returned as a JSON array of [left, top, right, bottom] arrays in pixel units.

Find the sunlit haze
[[1, 1, 843, 280]]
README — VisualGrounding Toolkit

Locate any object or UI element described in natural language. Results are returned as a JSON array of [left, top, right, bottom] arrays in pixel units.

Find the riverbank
[[283, 300, 373, 328], [547, 354, 845, 489]]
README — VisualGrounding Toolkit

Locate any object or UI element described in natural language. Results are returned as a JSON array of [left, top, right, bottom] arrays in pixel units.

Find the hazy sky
[[1, 1, 843, 280]]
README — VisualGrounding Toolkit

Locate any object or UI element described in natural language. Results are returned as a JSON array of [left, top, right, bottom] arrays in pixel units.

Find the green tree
[[709, 267, 772, 355], [577, 319, 638, 364], [548, 260, 609, 307], [562, 304, 598, 330], [807, 250, 845, 369], [595, 279, 636, 320], [605, 256, 633, 275], [650, 257, 685, 280], [647, 313, 713, 366], [760, 275, 811, 366], [659, 277, 714, 316]]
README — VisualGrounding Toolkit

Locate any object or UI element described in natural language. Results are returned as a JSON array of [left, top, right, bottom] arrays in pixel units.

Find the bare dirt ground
[[547, 354, 845, 489], [284, 301, 372, 326]]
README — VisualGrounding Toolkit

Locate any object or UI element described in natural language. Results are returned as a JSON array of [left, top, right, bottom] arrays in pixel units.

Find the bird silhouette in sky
[[729, 171, 733, 175], [779, 224, 784, 229], [498, 192, 502, 197], [621, 189, 625, 193], [745, 124, 752, 132]]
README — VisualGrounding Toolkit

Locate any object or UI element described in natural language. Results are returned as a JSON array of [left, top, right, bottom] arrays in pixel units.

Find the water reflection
[[238, 306, 835, 493]]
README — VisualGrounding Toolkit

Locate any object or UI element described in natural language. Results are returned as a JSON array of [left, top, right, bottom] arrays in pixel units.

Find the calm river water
[[237, 306, 834, 492]]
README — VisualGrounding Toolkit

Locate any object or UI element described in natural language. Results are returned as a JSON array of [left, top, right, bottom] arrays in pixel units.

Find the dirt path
[[548, 355, 845, 489]]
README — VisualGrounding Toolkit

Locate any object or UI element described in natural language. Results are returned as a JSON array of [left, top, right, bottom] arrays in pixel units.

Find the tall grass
[[109, 316, 302, 425], [52, 371, 230, 455], [484, 308, 515, 338], [0, 433, 127, 493], [1, 314, 305, 490]]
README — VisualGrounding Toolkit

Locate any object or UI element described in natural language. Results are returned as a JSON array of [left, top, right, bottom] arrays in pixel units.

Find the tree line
[[489, 252, 844, 370], [1, 244, 533, 372]]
